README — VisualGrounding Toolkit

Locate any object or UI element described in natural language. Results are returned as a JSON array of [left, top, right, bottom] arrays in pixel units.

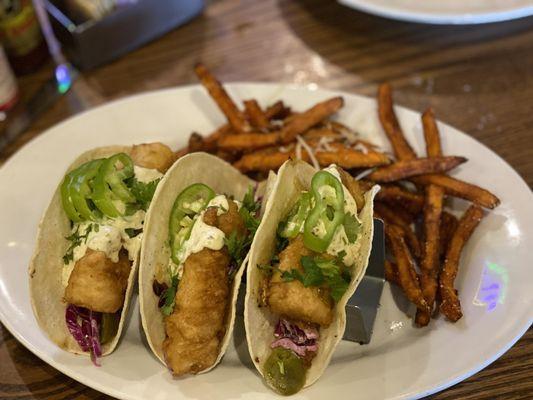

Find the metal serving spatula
[[343, 218, 385, 344]]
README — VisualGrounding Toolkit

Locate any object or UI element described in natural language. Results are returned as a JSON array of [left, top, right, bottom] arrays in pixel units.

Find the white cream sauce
[[169, 195, 231, 279], [134, 165, 163, 183], [62, 166, 161, 287]]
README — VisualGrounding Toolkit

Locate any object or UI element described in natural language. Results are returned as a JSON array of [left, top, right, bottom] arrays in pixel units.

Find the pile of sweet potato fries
[[177, 64, 500, 326]]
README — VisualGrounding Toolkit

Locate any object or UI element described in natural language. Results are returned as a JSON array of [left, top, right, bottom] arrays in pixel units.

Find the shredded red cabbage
[[65, 304, 102, 366], [271, 318, 319, 357]]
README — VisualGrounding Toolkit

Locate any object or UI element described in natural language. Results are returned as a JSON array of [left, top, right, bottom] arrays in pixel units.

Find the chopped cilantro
[[281, 255, 351, 302], [160, 275, 179, 316], [239, 186, 260, 235], [343, 213, 361, 243], [225, 231, 249, 269], [129, 177, 161, 210], [62, 224, 94, 264]]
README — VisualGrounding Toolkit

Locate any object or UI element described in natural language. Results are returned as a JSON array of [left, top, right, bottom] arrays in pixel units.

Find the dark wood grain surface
[[0, 0, 531, 399]]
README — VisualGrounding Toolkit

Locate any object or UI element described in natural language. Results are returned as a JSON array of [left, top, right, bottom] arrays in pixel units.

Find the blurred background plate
[[0, 84, 531, 400], [338, 0, 533, 24]]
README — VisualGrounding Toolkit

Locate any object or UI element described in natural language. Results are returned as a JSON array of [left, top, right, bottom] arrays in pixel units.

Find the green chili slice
[[93, 153, 135, 218], [279, 192, 312, 239], [60, 172, 82, 222], [169, 183, 215, 264], [69, 159, 104, 221], [303, 170, 345, 252]]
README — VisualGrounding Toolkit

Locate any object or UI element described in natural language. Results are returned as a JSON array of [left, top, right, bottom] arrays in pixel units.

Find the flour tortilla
[[244, 159, 379, 389], [139, 152, 270, 373], [29, 146, 138, 356]]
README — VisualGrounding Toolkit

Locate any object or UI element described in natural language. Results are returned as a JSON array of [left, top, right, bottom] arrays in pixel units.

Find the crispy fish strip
[[378, 83, 416, 161], [368, 156, 467, 182], [64, 250, 131, 313], [385, 225, 429, 313], [280, 97, 344, 144], [164, 247, 230, 375], [244, 99, 269, 129], [410, 174, 500, 209], [163, 201, 245, 375], [130, 142, 175, 173], [194, 63, 251, 134], [415, 185, 445, 327], [268, 236, 334, 327], [439, 205, 484, 322]]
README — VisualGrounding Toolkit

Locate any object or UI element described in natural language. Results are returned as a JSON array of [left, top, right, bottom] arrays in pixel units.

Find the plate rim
[[338, 0, 533, 24], [1, 82, 532, 400]]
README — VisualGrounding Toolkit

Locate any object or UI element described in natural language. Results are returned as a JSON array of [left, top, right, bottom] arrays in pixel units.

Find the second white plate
[[339, 0, 533, 24]]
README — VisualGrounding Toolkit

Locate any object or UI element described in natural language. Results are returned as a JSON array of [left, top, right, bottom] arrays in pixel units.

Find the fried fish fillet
[[268, 235, 334, 327], [64, 249, 131, 313], [163, 199, 245, 375], [130, 142, 175, 173]]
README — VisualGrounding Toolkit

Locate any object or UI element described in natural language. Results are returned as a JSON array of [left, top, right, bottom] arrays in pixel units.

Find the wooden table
[[1, 0, 531, 398]]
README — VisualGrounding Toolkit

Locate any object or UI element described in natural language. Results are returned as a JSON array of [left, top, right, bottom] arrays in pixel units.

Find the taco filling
[[60, 143, 173, 364], [152, 183, 259, 375], [257, 165, 366, 395]]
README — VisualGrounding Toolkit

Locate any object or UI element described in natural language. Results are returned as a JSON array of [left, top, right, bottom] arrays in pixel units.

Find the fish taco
[[29, 142, 175, 364], [245, 160, 379, 395], [139, 152, 272, 375]]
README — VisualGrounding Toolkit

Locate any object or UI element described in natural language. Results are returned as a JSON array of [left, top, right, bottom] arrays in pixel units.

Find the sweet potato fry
[[265, 101, 291, 120], [375, 184, 425, 214], [385, 224, 429, 312], [188, 132, 205, 153], [303, 128, 342, 141], [234, 146, 292, 172], [422, 108, 442, 157], [439, 205, 484, 322], [338, 168, 365, 210], [244, 99, 269, 129], [439, 211, 458, 259], [174, 146, 190, 160], [201, 100, 288, 151], [384, 260, 399, 285], [410, 174, 500, 209], [195, 63, 251, 134], [218, 132, 280, 151], [315, 147, 391, 169], [415, 185, 445, 327], [378, 83, 417, 161], [374, 202, 422, 260], [280, 97, 344, 144], [368, 156, 467, 182]]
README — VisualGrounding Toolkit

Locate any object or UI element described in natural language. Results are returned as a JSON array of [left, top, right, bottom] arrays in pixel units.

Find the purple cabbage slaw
[[65, 304, 102, 366], [271, 318, 319, 357]]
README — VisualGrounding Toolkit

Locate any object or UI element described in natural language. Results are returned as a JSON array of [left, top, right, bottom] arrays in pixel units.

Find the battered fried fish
[[64, 249, 131, 313], [131, 142, 175, 173], [268, 235, 334, 327], [163, 199, 246, 375]]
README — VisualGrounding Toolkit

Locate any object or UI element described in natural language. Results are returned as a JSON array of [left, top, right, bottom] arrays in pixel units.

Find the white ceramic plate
[[0, 84, 531, 400], [339, 0, 533, 24]]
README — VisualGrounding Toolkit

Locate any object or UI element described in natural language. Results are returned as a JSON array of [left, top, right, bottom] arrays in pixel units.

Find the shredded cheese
[[353, 142, 369, 154], [296, 135, 320, 169], [354, 168, 376, 181]]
